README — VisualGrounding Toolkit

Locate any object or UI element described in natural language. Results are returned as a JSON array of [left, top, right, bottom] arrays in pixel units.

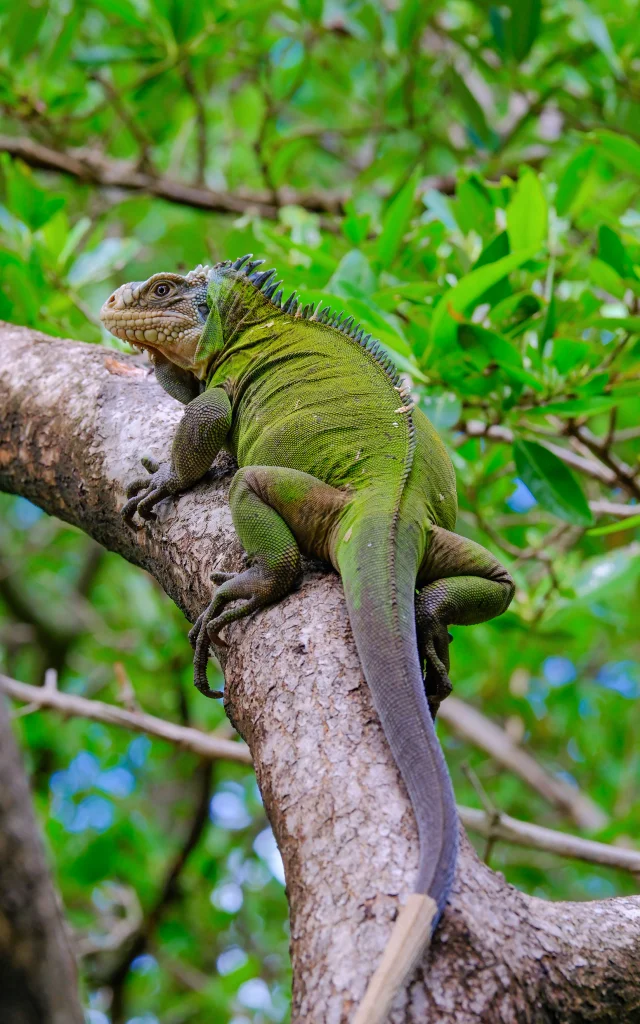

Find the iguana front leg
[[122, 386, 232, 525], [416, 526, 515, 717]]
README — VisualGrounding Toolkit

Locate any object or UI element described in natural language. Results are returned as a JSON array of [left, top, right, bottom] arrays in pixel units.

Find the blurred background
[[0, 0, 639, 1021]]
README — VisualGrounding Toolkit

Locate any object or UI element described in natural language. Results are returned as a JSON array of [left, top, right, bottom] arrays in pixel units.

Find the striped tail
[[336, 511, 458, 1024]]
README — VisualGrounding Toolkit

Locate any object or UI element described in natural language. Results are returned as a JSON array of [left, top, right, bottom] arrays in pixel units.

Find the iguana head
[[100, 264, 211, 373]]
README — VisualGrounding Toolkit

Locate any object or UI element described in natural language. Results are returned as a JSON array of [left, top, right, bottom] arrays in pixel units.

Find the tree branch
[[458, 807, 640, 875], [0, 696, 85, 1023], [1, 322, 639, 1023], [438, 697, 608, 831], [0, 673, 251, 764], [0, 135, 346, 218]]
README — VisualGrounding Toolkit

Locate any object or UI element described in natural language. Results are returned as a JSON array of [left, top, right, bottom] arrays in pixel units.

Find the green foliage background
[[0, 1, 639, 1021]]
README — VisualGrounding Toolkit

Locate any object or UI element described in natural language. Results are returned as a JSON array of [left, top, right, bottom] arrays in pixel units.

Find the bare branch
[[0, 673, 251, 765], [459, 806, 640, 875], [0, 135, 345, 218], [439, 697, 608, 831], [462, 418, 618, 486]]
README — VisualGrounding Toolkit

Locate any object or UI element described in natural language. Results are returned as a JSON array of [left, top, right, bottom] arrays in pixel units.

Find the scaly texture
[[99, 259, 515, 1019], [1, 324, 639, 1024]]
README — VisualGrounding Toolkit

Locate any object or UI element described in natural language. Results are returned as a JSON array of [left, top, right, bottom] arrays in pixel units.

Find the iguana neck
[[208, 265, 280, 344]]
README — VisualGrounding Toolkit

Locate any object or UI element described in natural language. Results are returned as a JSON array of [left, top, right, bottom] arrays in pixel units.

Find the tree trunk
[[1, 322, 639, 1023], [0, 696, 84, 1024]]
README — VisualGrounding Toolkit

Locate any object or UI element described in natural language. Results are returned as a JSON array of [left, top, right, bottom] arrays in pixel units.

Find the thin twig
[[459, 806, 640, 875], [0, 673, 252, 764], [438, 696, 608, 831]]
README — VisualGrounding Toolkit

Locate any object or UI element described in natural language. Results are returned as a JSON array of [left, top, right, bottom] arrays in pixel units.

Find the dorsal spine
[[210, 254, 408, 393]]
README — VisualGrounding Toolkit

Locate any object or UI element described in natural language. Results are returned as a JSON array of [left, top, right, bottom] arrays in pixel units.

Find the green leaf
[[5, 161, 65, 231], [376, 166, 421, 267], [299, 0, 323, 21], [445, 69, 495, 148], [458, 324, 544, 391], [327, 250, 377, 298], [570, 0, 623, 78], [598, 225, 636, 280], [551, 338, 591, 374], [555, 146, 595, 216], [506, 169, 547, 252], [527, 397, 619, 417], [456, 176, 495, 238], [514, 440, 593, 526], [593, 131, 640, 179], [504, 0, 541, 61], [587, 515, 640, 537], [429, 247, 538, 351], [587, 258, 625, 298]]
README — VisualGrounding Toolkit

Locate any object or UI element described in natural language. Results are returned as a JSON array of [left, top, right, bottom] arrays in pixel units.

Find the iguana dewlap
[[101, 256, 514, 1024]]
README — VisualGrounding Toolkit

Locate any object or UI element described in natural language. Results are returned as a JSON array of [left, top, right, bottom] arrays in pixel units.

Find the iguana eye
[[153, 282, 172, 297]]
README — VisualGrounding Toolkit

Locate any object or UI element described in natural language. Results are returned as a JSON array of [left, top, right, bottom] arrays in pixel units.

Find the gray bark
[[0, 696, 84, 1024], [1, 322, 639, 1023]]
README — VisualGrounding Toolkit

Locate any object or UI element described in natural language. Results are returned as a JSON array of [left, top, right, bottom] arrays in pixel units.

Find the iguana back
[[101, 256, 514, 1023]]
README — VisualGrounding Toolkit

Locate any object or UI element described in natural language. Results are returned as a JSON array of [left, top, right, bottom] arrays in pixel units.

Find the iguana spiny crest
[[101, 255, 411, 403]]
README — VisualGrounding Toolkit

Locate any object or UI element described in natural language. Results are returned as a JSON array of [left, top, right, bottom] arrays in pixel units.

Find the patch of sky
[[543, 656, 576, 688], [254, 826, 286, 885], [86, 1012, 110, 1024], [130, 955, 158, 975], [51, 751, 100, 796], [525, 677, 547, 719], [10, 497, 44, 528], [64, 794, 114, 833], [596, 661, 640, 699], [217, 946, 249, 976], [566, 738, 584, 763], [210, 785, 252, 831], [506, 478, 537, 513], [210, 881, 244, 914], [583, 875, 616, 898], [555, 769, 579, 789], [50, 748, 140, 834], [96, 766, 135, 797], [237, 978, 273, 1013], [578, 696, 596, 718], [127, 735, 151, 768], [270, 37, 304, 68]]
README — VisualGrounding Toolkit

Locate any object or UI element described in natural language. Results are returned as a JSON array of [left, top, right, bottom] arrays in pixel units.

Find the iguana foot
[[417, 616, 454, 719], [121, 456, 181, 526], [190, 560, 298, 697]]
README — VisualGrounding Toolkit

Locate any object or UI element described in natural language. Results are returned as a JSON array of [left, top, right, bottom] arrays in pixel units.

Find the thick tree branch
[[0, 697, 84, 1024], [1, 322, 639, 1023]]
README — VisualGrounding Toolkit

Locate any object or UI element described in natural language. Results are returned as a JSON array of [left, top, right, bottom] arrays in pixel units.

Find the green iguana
[[100, 256, 514, 1023]]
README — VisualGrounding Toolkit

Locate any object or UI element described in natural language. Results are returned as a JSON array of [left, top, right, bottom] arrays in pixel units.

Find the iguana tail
[[336, 505, 458, 1024]]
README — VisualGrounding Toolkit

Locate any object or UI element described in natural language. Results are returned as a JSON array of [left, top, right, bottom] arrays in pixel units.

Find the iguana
[[100, 256, 514, 1023]]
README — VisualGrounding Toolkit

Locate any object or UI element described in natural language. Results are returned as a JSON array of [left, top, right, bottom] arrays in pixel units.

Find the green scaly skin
[[101, 255, 514, 1012]]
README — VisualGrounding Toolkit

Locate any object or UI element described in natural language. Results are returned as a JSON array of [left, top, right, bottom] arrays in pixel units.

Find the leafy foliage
[[0, 1, 639, 1022]]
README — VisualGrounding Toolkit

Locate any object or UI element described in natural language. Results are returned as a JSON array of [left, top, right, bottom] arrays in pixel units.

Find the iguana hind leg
[[190, 465, 347, 696], [416, 526, 514, 717]]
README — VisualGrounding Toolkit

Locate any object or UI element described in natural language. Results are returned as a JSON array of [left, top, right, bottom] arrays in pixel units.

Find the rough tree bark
[[1, 322, 639, 1023], [0, 696, 85, 1024]]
